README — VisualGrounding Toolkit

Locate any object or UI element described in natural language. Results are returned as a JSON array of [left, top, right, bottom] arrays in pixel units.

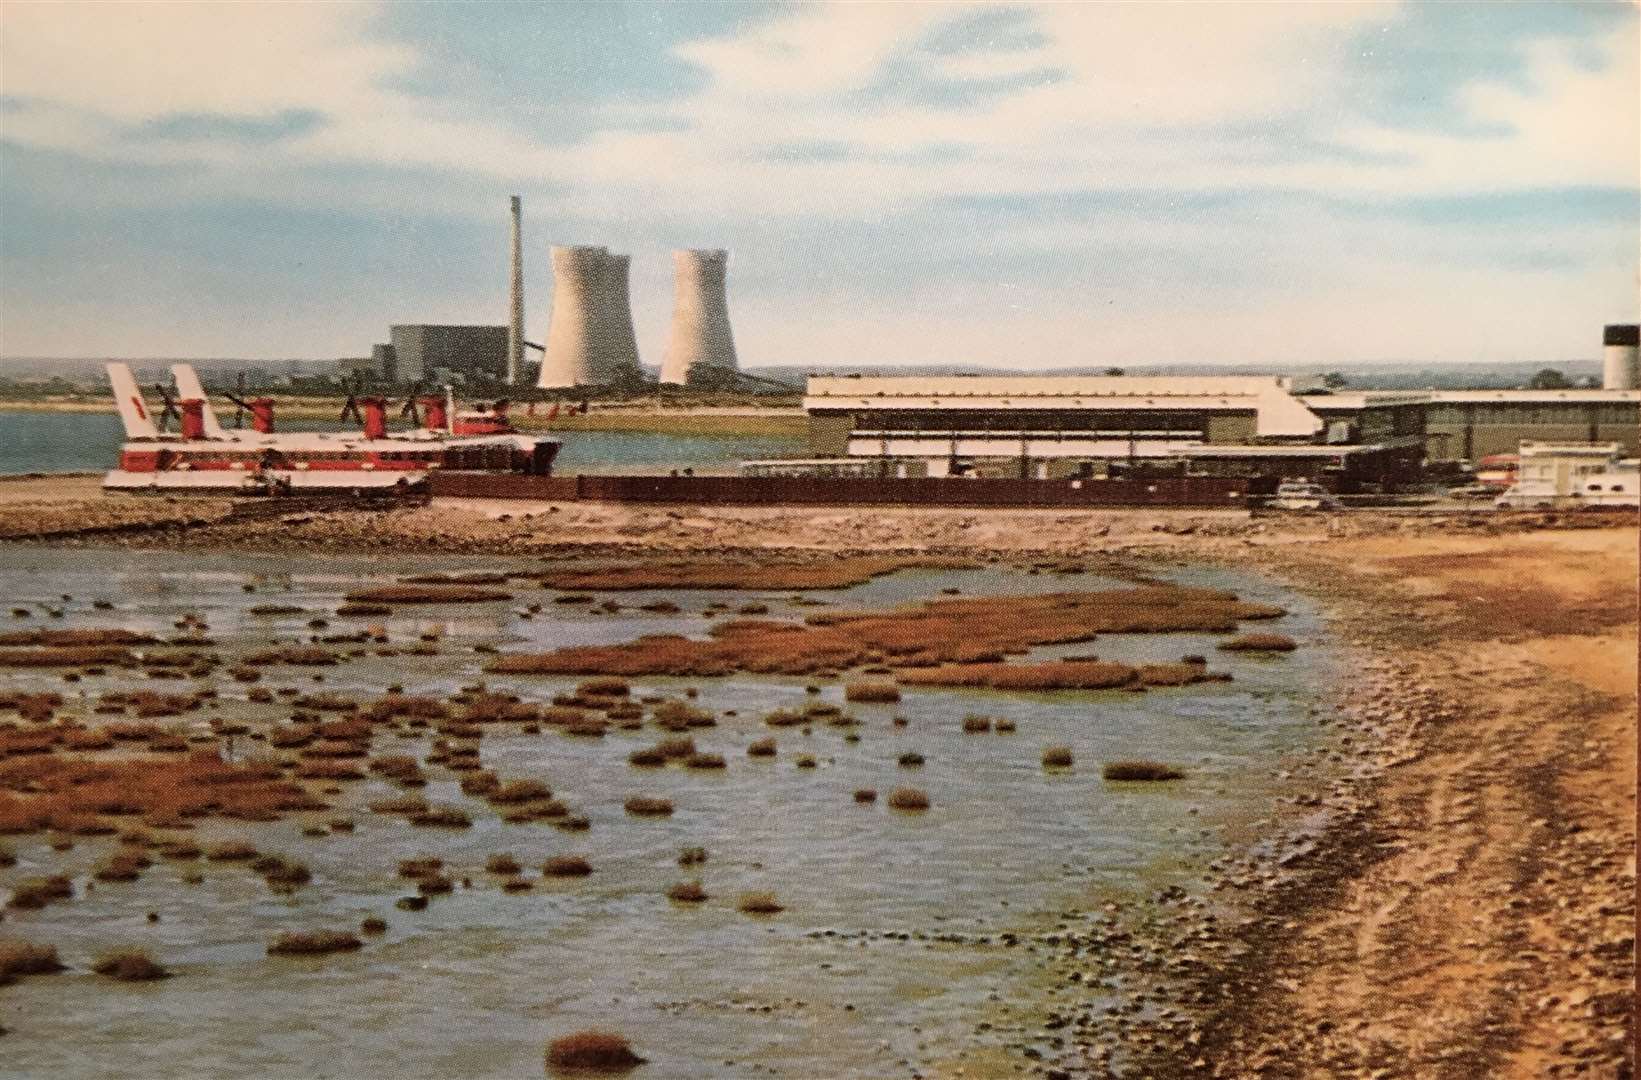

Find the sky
[[1, 0, 1637, 369]]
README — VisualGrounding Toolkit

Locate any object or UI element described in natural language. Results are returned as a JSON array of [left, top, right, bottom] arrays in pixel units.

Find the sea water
[[0, 548, 1335, 1078]]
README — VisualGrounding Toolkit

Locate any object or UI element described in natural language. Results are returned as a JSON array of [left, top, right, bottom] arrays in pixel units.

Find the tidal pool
[[0, 546, 1336, 1079]]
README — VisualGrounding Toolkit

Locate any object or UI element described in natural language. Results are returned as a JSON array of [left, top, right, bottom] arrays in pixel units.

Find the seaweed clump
[[545, 1030, 644, 1072], [267, 931, 363, 955], [623, 796, 674, 817], [887, 787, 930, 811], [0, 939, 66, 981], [1102, 761, 1185, 781], [667, 880, 708, 903], [1217, 633, 1297, 652], [844, 680, 901, 703], [92, 949, 171, 981]]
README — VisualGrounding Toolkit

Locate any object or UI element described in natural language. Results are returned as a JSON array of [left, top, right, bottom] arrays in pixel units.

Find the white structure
[[1603, 323, 1639, 390], [662, 249, 738, 385], [539, 245, 601, 387], [594, 252, 642, 384], [108, 361, 160, 439], [804, 374, 1328, 476], [1498, 441, 1639, 508], [775, 373, 1430, 484], [507, 196, 524, 386], [538, 245, 641, 388], [169, 363, 226, 439]]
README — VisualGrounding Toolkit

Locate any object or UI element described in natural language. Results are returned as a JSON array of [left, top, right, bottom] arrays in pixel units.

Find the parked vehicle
[[1267, 480, 1342, 511], [1493, 442, 1639, 510]]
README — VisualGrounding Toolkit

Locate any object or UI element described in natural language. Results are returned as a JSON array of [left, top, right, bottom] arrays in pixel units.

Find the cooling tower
[[591, 251, 643, 385], [661, 249, 738, 386], [507, 196, 524, 386], [1602, 323, 1639, 390], [539, 244, 643, 388], [538, 245, 607, 388]]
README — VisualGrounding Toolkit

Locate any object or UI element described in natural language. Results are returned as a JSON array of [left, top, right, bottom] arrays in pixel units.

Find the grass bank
[[0, 396, 806, 437]]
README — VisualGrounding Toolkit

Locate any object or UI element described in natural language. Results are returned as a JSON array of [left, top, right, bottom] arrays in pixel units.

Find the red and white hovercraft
[[102, 363, 559, 495]]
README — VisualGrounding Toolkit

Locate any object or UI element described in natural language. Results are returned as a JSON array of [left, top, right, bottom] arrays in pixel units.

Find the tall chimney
[[507, 196, 524, 386], [1602, 323, 1639, 390], [538, 245, 606, 389], [592, 252, 642, 385], [662, 248, 738, 386]]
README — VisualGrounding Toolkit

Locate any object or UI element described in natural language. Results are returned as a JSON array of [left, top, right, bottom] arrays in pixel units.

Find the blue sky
[[1, 1, 1635, 368]]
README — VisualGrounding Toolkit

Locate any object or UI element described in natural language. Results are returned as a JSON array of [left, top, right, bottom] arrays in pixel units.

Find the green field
[[0, 394, 807, 438]]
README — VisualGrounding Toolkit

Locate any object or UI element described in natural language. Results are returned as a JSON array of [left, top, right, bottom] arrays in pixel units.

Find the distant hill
[[0, 357, 339, 385], [1, 355, 1606, 392], [746, 359, 1605, 391]]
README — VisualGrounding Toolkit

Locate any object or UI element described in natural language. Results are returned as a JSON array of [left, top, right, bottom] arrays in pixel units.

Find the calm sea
[[0, 410, 801, 476], [0, 546, 1336, 1079]]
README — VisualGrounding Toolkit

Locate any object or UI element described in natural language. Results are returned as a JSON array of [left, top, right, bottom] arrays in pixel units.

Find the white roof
[[805, 374, 1323, 439], [1298, 391, 1430, 409], [1164, 442, 1407, 459], [1518, 441, 1623, 457], [807, 373, 1293, 399], [1429, 389, 1641, 403]]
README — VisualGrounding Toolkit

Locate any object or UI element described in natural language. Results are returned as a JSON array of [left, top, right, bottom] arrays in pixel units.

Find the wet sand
[[1186, 526, 1636, 1080], [1, 486, 1634, 1077]]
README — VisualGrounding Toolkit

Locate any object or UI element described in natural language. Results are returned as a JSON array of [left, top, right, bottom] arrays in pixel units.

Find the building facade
[[389, 324, 509, 384], [795, 375, 1426, 491], [1423, 390, 1641, 461]]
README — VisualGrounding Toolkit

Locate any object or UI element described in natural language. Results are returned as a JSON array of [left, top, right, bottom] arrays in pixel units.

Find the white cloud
[[1, 1, 1634, 360], [3, 0, 1633, 214], [1, 2, 405, 120], [1332, 26, 1639, 194], [0, 1, 580, 185], [672, 5, 931, 99]]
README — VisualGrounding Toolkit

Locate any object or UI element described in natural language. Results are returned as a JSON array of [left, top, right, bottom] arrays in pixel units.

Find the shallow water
[[0, 547, 1335, 1079], [0, 411, 801, 476]]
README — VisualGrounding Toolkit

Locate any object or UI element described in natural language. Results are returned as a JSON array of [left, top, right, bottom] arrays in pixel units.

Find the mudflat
[[0, 482, 1633, 1076]]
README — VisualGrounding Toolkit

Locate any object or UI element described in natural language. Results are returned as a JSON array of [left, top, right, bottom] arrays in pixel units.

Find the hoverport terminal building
[[747, 325, 1641, 492]]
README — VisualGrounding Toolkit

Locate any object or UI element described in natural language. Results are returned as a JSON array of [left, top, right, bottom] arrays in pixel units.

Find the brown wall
[[1425, 401, 1640, 461], [807, 413, 855, 456], [1204, 413, 1257, 444], [1426, 421, 1641, 461], [431, 472, 1251, 507]]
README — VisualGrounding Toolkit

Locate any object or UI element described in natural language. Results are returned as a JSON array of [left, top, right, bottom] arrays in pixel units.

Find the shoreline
[[0, 490, 1632, 1076], [1139, 528, 1636, 1079], [0, 399, 806, 438]]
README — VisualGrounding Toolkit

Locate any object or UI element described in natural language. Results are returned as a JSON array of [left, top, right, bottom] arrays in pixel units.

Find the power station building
[[388, 324, 509, 384]]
